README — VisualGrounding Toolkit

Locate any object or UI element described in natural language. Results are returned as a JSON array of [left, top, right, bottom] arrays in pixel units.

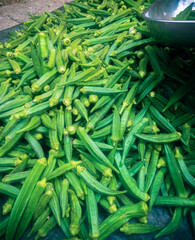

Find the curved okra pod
[[74, 99, 88, 122], [0, 95, 32, 114], [69, 189, 82, 236], [154, 196, 195, 207], [48, 115, 60, 151], [33, 188, 53, 221], [154, 208, 182, 239], [80, 153, 99, 178], [107, 174, 118, 205], [73, 138, 114, 152], [0, 182, 20, 198], [0, 119, 29, 157], [182, 123, 191, 149], [80, 152, 112, 178], [8, 59, 21, 74], [33, 90, 53, 103], [30, 43, 42, 77], [46, 161, 81, 181], [42, 149, 57, 178], [60, 179, 69, 218], [99, 201, 148, 240], [41, 113, 55, 130], [28, 207, 51, 237], [121, 118, 149, 164], [6, 158, 47, 240], [49, 70, 69, 107], [31, 67, 58, 93], [86, 187, 100, 239], [175, 147, 195, 189], [115, 152, 150, 202], [56, 106, 64, 141], [135, 132, 182, 143], [76, 165, 126, 196], [77, 127, 118, 173], [0, 217, 10, 238], [46, 183, 61, 226], [0, 89, 20, 106], [0, 116, 18, 142], [2, 170, 30, 184], [25, 132, 45, 158], [149, 105, 176, 133], [120, 103, 132, 139], [63, 131, 73, 163], [120, 223, 162, 235], [35, 216, 57, 240], [15, 178, 47, 240], [58, 160, 85, 200], [165, 145, 188, 198], [162, 79, 194, 113], [81, 86, 127, 96], [120, 80, 140, 114], [47, 48, 56, 69], [111, 105, 121, 144], [59, 67, 96, 87], [16, 115, 41, 133], [149, 168, 167, 212]]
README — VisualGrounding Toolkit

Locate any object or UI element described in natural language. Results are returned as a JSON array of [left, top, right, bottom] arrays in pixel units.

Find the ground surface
[[0, 0, 71, 31]]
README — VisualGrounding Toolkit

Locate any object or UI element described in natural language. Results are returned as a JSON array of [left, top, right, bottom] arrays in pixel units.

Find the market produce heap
[[0, 0, 194, 240]]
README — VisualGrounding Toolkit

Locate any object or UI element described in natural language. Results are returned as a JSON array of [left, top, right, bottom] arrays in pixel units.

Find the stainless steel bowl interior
[[142, 0, 195, 47], [144, 0, 195, 20]]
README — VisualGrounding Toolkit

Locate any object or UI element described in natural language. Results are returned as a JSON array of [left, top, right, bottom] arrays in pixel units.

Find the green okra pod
[[46, 161, 81, 181], [77, 127, 118, 173], [99, 201, 148, 240], [135, 132, 182, 143], [76, 165, 126, 196], [6, 158, 47, 240], [115, 152, 150, 202]]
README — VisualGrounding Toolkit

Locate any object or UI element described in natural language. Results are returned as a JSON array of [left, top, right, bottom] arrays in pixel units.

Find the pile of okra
[[0, 0, 195, 239]]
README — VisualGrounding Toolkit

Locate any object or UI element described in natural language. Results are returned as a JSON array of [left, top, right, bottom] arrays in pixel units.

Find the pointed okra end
[[71, 160, 82, 169]]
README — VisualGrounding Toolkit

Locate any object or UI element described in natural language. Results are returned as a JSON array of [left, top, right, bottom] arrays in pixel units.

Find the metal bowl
[[142, 0, 195, 47]]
